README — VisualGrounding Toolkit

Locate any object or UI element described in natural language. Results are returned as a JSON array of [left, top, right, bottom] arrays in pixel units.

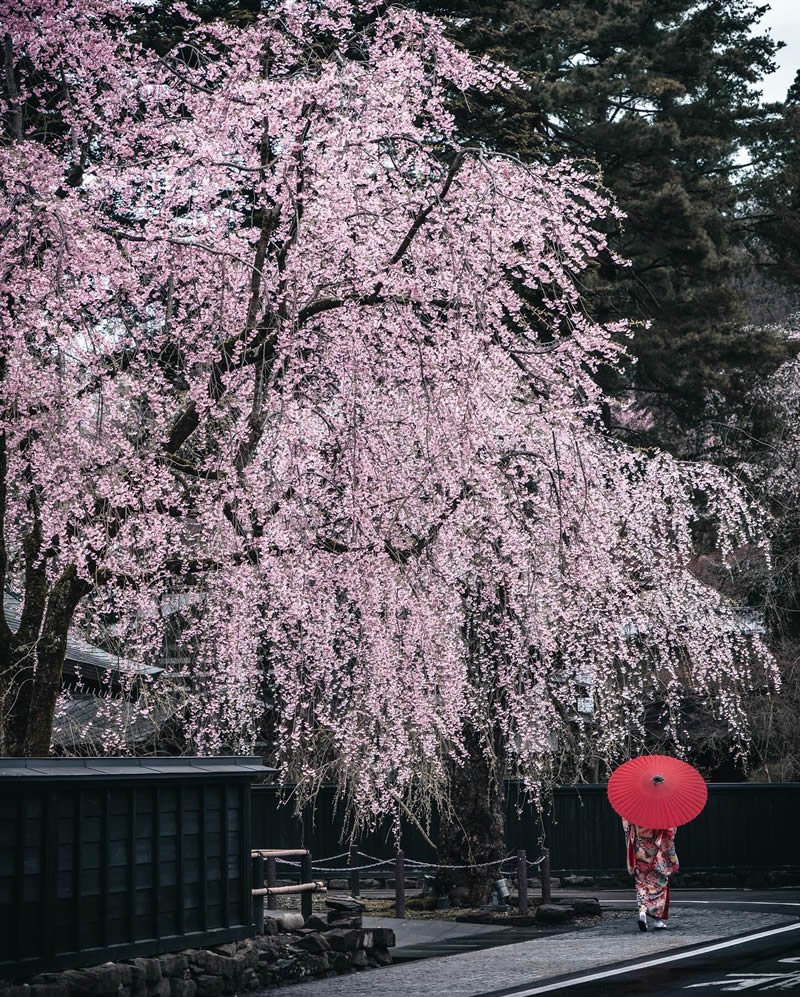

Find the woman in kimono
[[623, 819, 679, 931]]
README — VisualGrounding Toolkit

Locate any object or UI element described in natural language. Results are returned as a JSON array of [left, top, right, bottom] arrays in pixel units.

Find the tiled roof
[[3, 592, 162, 679], [0, 752, 266, 778], [51, 692, 174, 750]]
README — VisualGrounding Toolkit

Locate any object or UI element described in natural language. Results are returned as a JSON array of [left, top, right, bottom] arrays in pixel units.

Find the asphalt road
[[483, 891, 800, 996]]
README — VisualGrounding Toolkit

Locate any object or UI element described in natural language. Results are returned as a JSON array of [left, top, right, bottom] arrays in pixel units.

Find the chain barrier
[[266, 848, 548, 874], [268, 849, 547, 874], [306, 851, 350, 864]]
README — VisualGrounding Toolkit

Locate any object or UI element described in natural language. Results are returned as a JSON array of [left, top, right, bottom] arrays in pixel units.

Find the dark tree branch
[[3, 33, 23, 142], [0, 425, 10, 648], [389, 151, 465, 265], [17, 491, 50, 645]]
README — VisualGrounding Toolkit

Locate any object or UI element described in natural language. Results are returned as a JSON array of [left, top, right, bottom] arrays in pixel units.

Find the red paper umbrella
[[607, 755, 707, 828]]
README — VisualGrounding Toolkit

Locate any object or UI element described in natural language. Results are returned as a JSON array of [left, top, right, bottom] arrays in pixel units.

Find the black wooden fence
[[0, 757, 264, 978], [251, 781, 800, 873]]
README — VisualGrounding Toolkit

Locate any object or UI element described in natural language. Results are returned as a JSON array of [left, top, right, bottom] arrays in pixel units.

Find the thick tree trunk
[[0, 565, 89, 756], [437, 724, 506, 908]]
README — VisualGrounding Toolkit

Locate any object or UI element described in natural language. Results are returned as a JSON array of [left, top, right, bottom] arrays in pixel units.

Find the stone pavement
[[271, 907, 796, 997]]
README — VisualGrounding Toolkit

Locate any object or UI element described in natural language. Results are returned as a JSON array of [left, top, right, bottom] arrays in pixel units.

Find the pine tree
[[414, 0, 794, 448], [742, 70, 800, 290]]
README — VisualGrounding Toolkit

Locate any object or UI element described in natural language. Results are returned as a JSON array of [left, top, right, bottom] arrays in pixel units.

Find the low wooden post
[[252, 855, 265, 934], [541, 847, 551, 905], [301, 852, 313, 921], [517, 850, 528, 916], [349, 844, 360, 898], [395, 851, 405, 919], [266, 857, 278, 911]]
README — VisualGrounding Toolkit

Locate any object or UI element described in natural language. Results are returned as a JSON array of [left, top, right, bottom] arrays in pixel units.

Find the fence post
[[266, 856, 278, 911], [301, 852, 313, 922], [517, 850, 528, 916], [252, 855, 265, 934], [395, 851, 405, 919], [349, 844, 360, 898], [541, 847, 551, 905]]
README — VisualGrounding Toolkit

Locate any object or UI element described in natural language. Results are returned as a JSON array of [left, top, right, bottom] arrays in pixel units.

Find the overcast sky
[[757, 0, 799, 102]]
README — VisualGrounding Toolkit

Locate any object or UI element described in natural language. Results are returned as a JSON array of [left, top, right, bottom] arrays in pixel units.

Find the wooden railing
[[251, 848, 327, 930]]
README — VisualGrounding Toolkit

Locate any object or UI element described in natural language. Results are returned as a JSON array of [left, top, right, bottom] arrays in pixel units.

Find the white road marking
[[601, 901, 800, 908], [497, 922, 800, 996]]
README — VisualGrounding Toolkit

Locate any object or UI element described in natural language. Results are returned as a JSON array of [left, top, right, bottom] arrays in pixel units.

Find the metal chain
[[402, 854, 517, 870], [274, 857, 395, 872], [307, 851, 351, 864], [272, 851, 547, 873]]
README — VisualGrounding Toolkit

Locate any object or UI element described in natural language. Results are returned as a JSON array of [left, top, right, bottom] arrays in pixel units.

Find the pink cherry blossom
[[0, 0, 776, 822]]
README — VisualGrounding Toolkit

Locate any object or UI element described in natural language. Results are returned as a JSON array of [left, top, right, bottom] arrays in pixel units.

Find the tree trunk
[[0, 565, 89, 756], [437, 723, 506, 908]]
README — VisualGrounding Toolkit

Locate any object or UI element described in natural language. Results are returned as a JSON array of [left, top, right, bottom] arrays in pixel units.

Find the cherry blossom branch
[[389, 151, 465, 265]]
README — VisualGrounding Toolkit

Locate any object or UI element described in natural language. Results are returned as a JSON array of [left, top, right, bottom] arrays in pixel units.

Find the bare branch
[[3, 33, 23, 142], [389, 151, 465, 265]]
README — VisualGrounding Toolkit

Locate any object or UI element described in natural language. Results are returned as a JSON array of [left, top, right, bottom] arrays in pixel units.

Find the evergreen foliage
[[413, 0, 796, 446]]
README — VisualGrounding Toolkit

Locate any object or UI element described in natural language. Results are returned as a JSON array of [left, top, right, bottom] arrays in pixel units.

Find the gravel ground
[[258, 907, 796, 997]]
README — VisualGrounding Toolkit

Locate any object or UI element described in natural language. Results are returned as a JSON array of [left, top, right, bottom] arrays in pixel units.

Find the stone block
[[535, 903, 576, 923], [351, 951, 368, 969], [370, 928, 396, 948], [373, 949, 392, 967], [84, 965, 125, 994], [59, 971, 96, 994], [130, 960, 162, 986], [303, 915, 329, 931], [261, 917, 279, 936], [326, 913, 361, 928], [296, 955, 329, 977], [210, 945, 237, 958], [328, 879, 349, 890], [239, 946, 260, 971], [330, 952, 352, 974], [158, 956, 188, 979], [325, 897, 365, 913], [126, 964, 147, 993], [264, 911, 304, 933], [292, 932, 331, 955], [560, 875, 593, 888], [193, 978, 223, 997], [169, 979, 196, 997], [572, 898, 602, 916], [147, 980, 170, 997], [323, 928, 362, 952], [30, 986, 70, 997], [190, 953, 232, 979]]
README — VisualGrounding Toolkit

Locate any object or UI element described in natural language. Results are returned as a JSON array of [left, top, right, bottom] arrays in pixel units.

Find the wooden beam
[[251, 881, 325, 897], [251, 848, 309, 858]]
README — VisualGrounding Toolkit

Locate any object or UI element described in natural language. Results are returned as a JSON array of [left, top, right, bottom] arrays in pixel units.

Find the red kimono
[[623, 820, 679, 919]]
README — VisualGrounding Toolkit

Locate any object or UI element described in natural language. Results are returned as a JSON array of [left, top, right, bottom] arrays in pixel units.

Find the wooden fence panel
[[250, 782, 800, 874], [0, 757, 263, 978]]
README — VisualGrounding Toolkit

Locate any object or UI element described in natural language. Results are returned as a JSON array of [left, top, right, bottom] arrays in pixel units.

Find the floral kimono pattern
[[623, 820, 679, 919]]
